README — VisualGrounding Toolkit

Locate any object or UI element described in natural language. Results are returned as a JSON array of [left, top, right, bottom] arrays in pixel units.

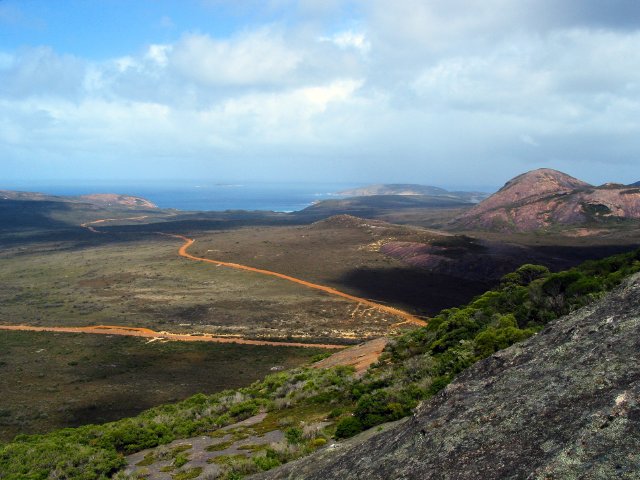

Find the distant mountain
[[338, 184, 488, 203], [450, 168, 640, 232], [0, 190, 157, 209], [630, 181, 640, 187]]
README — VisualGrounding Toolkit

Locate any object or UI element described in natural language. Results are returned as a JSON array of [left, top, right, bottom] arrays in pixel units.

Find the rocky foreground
[[254, 274, 640, 479]]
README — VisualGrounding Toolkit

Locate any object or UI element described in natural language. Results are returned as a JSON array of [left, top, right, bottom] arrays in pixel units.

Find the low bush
[[334, 417, 363, 439]]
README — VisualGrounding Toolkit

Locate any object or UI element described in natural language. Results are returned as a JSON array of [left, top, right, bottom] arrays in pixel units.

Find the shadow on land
[[336, 267, 492, 316]]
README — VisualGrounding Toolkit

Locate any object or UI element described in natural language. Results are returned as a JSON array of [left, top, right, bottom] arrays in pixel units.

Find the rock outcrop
[[254, 273, 640, 479], [451, 168, 640, 231]]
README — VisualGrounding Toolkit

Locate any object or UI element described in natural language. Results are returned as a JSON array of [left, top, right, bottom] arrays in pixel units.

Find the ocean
[[7, 182, 361, 212]]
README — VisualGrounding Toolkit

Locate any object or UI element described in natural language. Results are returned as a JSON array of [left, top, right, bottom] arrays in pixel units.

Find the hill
[[0, 189, 163, 233], [630, 181, 640, 187], [296, 195, 473, 220], [450, 168, 640, 232], [0, 190, 157, 209], [257, 271, 640, 479], [337, 184, 487, 203]]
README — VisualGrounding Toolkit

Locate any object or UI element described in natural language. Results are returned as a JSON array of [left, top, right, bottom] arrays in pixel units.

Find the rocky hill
[[254, 273, 640, 479], [338, 184, 487, 203], [450, 168, 640, 231]]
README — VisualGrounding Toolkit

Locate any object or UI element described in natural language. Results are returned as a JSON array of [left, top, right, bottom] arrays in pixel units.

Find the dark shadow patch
[[336, 267, 492, 316]]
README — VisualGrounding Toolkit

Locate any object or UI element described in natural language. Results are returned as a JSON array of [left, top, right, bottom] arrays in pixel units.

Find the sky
[[1, 0, 640, 189]]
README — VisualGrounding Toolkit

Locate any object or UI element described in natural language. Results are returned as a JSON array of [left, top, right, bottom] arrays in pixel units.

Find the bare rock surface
[[253, 274, 640, 479], [124, 413, 283, 479]]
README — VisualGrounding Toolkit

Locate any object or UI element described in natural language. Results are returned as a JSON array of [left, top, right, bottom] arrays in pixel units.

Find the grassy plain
[[0, 233, 403, 341], [1, 215, 456, 439], [0, 330, 325, 442], [188, 217, 491, 316]]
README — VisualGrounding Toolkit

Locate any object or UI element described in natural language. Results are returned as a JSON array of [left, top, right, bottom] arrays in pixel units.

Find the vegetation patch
[[209, 454, 247, 465], [172, 467, 202, 480], [1, 249, 638, 479], [135, 452, 156, 466], [205, 439, 235, 452]]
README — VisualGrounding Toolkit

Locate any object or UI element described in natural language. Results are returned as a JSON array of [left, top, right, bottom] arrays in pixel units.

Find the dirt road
[[0, 325, 345, 349], [167, 234, 427, 327], [80, 216, 150, 233], [11, 218, 425, 353]]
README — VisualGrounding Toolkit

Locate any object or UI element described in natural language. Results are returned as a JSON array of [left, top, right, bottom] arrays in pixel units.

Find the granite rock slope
[[254, 274, 640, 479], [451, 168, 640, 231]]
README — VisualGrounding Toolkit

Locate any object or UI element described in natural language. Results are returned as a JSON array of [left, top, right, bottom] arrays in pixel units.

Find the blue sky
[[1, 0, 639, 188]]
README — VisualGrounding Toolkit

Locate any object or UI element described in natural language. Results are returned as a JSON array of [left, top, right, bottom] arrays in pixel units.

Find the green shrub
[[173, 452, 189, 468], [172, 467, 202, 480], [334, 417, 363, 439], [253, 450, 281, 471], [285, 427, 303, 445], [310, 437, 327, 448]]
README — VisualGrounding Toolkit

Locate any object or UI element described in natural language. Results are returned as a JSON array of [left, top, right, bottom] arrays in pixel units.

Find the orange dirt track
[[1, 218, 426, 351], [167, 233, 427, 327], [80, 216, 150, 233], [0, 325, 345, 349]]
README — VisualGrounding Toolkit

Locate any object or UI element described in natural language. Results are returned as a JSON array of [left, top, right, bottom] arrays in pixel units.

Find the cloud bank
[[1, 0, 639, 186]]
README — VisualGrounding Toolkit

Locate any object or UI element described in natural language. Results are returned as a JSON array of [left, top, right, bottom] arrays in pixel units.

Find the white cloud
[[114, 56, 137, 72], [170, 30, 301, 87], [146, 44, 172, 67], [0, 47, 86, 98], [320, 30, 370, 54]]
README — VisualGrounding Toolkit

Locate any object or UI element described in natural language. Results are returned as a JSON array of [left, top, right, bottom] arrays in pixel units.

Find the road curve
[[0, 325, 346, 349], [80, 216, 150, 233], [166, 233, 427, 327]]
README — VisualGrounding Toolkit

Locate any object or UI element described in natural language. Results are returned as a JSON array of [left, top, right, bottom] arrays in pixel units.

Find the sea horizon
[[0, 181, 364, 213]]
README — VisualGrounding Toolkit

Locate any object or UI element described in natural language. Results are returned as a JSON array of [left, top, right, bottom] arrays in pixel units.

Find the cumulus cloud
[[2, 0, 640, 185], [0, 47, 86, 98], [169, 29, 301, 87]]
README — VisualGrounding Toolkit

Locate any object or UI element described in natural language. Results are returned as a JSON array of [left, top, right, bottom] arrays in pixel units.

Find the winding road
[[0, 217, 427, 351], [165, 233, 427, 327]]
